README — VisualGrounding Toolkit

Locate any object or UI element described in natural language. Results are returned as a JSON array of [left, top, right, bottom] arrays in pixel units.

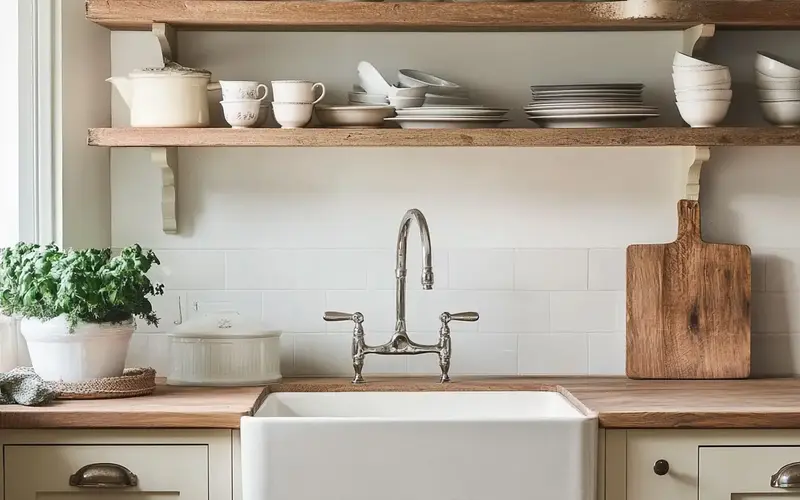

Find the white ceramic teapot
[[107, 62, 221, 127]]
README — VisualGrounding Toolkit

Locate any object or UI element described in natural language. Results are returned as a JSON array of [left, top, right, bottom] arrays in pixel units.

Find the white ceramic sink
[[241, 390, 597, 500]]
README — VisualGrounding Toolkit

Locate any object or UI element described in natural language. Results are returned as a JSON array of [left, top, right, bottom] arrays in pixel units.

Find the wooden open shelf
[[88, 127, 800, 148], [85, 0, 800, 31]]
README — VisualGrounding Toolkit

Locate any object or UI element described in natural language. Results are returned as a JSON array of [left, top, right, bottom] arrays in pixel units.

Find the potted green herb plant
[[0, 243, 164, 382]]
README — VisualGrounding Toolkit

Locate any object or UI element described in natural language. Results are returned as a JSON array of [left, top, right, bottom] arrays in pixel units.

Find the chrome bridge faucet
[[324, 208, 479, 384]]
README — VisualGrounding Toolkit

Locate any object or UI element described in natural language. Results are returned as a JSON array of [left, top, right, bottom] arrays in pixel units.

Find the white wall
[[0, 1, 19, 248], [110, 29, 800, 378]]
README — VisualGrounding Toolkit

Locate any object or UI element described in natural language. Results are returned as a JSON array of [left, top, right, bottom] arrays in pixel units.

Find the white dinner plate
[[528, 113, 658, 128], [531, 83, 644, 91], [526, 107, 659, 116], [396, 107, 509, 117], [385, 117, 508, 129]]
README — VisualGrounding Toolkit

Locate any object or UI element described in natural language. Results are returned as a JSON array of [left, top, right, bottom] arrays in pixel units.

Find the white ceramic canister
[[20, 315, 134, 382], [107, 62, 221, 127], [168, 312, 281, 386]]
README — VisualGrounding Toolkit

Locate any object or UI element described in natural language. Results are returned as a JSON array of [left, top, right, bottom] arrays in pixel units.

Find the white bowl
[[348, 91, 388, 104], [674, 89, 733, 101], [672, 68, 731, 90], [756, 72, 800, 90], [357, 61, 392, 96], [673, 51, 725, 69], [423, 94, 471, 106], [388, 85, 429, 98], [759, 100, 800, 127], [676, 99, 731, 128], [756, 52, 800, 79], [397, 69, 466, 96], [389, 96, 425, 109], [220, 100, 261, 128], [757, 89, 800, 101], [315, 104, 395, 128]]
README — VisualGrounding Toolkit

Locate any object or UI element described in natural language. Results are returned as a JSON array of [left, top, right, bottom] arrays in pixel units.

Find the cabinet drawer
[[4, 444, 209, 499], [700, 446, 800, 500]]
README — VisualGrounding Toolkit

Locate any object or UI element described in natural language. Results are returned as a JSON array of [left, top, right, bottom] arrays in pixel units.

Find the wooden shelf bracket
[[683, 145, 710, 201], [683, 24, 715, 56], [153, 22, 178, 65], [151, 147, 179, 234]]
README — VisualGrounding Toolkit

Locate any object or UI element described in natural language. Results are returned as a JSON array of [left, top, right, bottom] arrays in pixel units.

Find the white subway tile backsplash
[[751, 333, 800, 376], [151, 251, 225, 290], [474, 291, 550, 333], [766, 249, 800, 291], [406, 290, 481, 333], [226, 250, 367, 290], [146, 334, 171, 375], [514, 249, 588, 291], [280, 333, 296, 376], [186, 290, 262, 319], [448, 250, 514, 290], [751, 251, 767, 292], [752, 292, 800, 333], [518, 334, 588, 375], [550, 291, 621, 333], [406, 333, 518, 375], [263, 290, 326, 332], [366, 249, 449, 290], [325, 290, 396, 333], [588, 249, 626, 291], [588, 333, 626, 375], [125, 333, 151, 368]]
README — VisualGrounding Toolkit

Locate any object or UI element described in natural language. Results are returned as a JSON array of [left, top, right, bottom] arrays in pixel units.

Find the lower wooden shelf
[[87, 127, 800, 148]]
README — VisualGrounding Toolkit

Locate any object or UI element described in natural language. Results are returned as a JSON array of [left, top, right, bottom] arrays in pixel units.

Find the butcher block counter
[[4, 377, 800, 429]]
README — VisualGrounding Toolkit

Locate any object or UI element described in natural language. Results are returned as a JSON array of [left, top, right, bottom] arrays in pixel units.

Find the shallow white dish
[[397, 106, 508, 117], [348, 91, 388, 104], [315, 104, 394, 128], [759, 100, 800, 127], [389, 96, 426, 109], [756, 52, 800, 79], [531, 83, 643, 91], [529, 114, 656, 128], [386, 116, 507, 129]]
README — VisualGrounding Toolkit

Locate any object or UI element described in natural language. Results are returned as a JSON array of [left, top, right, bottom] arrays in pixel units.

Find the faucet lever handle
[[324, 311, 364, 324], [439, 311, 480, 325]]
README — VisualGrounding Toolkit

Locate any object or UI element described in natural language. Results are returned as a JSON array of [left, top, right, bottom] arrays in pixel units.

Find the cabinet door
[[4, 444, 208, 499], [700, 446, 800, 500]]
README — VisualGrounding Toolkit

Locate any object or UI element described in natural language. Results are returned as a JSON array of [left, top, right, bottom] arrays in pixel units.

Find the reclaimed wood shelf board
[[85, 0, 800, 31], [88, 127, 800, 148]]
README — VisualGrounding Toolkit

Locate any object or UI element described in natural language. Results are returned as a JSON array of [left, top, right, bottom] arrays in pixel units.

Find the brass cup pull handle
[[69, 463, 138, 489], [772, 462, 800, 488]]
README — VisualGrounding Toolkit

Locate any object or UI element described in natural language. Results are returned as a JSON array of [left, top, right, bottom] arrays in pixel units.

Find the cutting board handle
[[677, 200, 702, 242]]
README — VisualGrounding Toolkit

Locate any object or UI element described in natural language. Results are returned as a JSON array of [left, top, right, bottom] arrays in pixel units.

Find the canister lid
[[130, 61, 212, 78], [171, 312, 281, 339]]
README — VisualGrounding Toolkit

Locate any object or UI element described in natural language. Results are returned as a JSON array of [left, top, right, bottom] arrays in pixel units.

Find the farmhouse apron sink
[[240, 390, 598, 500]]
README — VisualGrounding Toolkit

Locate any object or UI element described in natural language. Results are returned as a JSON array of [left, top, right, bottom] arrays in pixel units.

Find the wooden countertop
[[5, 377, 800, 429]]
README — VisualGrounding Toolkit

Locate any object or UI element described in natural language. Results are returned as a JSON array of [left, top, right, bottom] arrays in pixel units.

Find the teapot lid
[[131, 61, 212, 78]]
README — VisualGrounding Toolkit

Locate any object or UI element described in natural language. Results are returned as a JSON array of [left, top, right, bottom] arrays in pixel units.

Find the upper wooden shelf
[[85, 0, 800, 31], [88, 127, 800, 148]]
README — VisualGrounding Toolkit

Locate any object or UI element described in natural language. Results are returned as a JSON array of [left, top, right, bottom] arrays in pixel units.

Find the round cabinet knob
[[653, 459, 670, 476]]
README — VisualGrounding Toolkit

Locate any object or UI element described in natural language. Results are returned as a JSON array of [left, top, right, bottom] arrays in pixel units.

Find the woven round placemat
[[52, 367, 157, 400]]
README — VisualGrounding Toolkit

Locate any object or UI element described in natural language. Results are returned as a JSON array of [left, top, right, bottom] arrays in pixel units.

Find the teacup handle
[[312, 82, 326, 105], [257, 83, 269, 101]]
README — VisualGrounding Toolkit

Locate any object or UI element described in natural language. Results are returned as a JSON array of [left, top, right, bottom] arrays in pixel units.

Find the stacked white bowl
[[672, 52, 732, 128], [756, 52, 800, 127]]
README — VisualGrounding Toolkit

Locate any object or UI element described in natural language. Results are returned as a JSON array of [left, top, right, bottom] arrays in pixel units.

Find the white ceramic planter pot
[[20, 316, 134, 382]]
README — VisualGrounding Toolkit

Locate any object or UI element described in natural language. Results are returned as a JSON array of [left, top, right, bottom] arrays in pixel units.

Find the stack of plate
[[524, 84, 659, 128], [385, 106, 509, 129]]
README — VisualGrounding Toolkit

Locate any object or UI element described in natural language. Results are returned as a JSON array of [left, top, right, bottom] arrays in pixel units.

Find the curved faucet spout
[[395, 209, 434, 335]]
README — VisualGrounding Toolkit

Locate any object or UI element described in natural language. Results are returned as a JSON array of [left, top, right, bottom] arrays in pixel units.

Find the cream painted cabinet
[[0, 430, 234, 500], [606, 430, 800, 500], [5, 444, 208, 499]]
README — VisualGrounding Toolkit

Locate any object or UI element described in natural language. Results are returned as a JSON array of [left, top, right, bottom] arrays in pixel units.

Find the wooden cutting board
[[626, 200, 751, 379]]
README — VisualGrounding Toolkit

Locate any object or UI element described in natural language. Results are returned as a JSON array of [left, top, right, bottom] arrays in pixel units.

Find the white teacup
[[220, 100, 261, 128], [220, 80, 268, 101], [272, 80, 326, 104], [272, 102, 314, 129]]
